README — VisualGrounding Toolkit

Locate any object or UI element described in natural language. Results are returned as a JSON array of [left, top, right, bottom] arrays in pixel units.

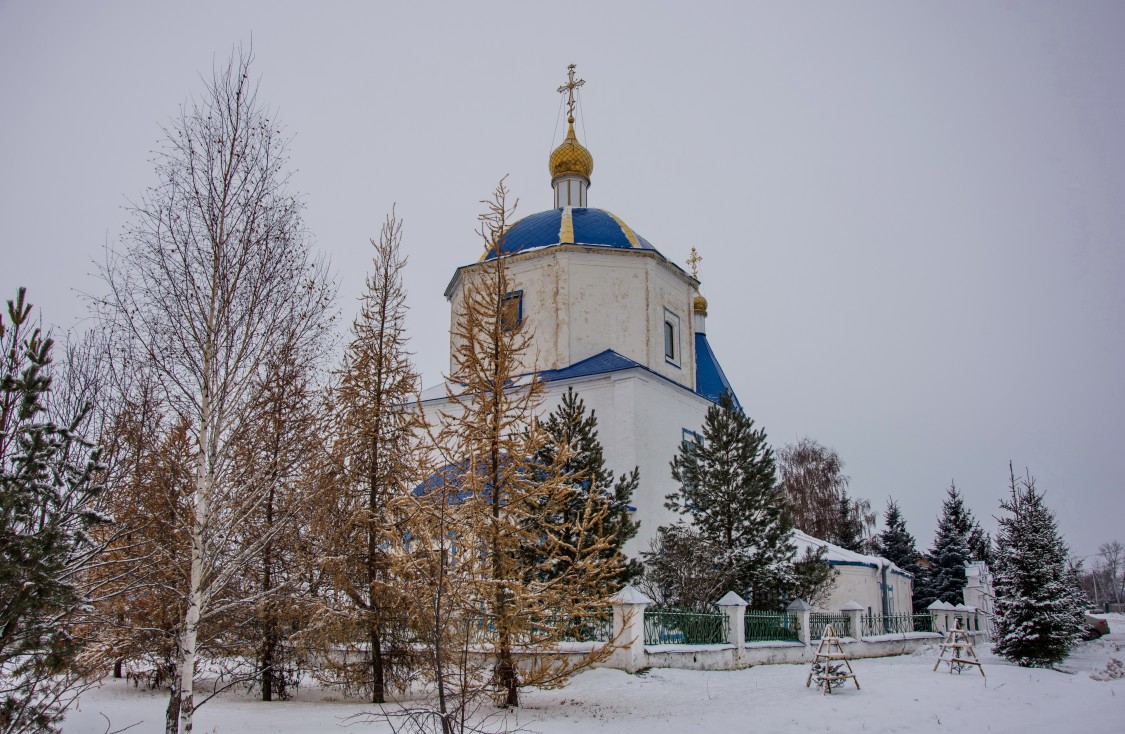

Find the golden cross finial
[[557, 63, 585, 123], [687, 247, 702, 280]]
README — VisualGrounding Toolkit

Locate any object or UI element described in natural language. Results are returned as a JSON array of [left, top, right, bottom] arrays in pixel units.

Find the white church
[[419, 66, 913, 617]]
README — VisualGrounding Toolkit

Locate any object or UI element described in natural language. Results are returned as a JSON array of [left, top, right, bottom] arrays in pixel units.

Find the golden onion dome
[[693, 293, 709, 315], [549, 119, 594, 183]]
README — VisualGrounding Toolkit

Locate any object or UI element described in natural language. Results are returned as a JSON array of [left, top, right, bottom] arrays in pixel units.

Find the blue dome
[[486, 207, 657, 259]]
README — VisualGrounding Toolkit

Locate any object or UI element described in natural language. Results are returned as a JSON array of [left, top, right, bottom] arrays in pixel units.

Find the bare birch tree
[[99, 47, 333, 734]]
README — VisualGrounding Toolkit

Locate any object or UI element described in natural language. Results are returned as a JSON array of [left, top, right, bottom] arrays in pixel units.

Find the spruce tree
[[662, 392, 795, 609], [1, 288, 106, 733], [992, 465, 1085, 667], [967, 525, 994, 568], [916, 484, 974, 609], [529, 387, 641, 587], [830, 489, 866, 553], [873, 500, 921, 578]]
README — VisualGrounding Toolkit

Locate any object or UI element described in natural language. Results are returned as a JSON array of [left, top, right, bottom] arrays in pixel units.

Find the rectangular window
[[663, 308, 681, 367], [501, 290, 523, 331], [682, 428, 703, 447]]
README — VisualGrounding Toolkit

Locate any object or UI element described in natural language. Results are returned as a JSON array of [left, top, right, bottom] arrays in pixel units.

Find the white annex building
[[420, 67, 913, 616]]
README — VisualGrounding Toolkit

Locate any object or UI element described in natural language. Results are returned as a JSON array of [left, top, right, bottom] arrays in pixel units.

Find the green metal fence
[[528, 613, 613, 643], [913, 613, 935, 633], [860, 612, 931, 636], [644, 608, 729, 645], [744, 610, 800, 642], [809, 612, 850, 640]]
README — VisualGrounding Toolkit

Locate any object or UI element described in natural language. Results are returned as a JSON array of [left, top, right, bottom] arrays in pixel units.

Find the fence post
[[787, 599, 812, 646], [840, 600, 864, 639], [610, 585, 653, 673], [715, 591, 747, 657], [928, 600, 949, 633], [954, 603, 971, 632]]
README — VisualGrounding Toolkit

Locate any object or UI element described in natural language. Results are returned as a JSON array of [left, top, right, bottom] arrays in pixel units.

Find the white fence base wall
[[594, 588, 991, 673], [449, 591, 994, 676], [601, 634, 953, 673]]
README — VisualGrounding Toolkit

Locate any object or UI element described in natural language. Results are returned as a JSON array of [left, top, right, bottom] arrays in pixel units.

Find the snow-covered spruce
[[991, 465, 1086, 667]]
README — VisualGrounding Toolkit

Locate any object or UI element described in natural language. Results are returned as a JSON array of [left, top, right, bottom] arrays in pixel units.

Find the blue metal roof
[[538, 349, 644, 383], [538, 347, 739, 410], [694, 333, 741, 410], [486, 207, 657, 259]]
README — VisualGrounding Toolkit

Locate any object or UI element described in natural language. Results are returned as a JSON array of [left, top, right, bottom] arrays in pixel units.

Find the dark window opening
[[501, 291, 524, 331]]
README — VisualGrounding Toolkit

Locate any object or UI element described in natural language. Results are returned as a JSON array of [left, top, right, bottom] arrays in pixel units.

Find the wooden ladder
[[933, 621, 985, 676], [806, 624, 860, 694]]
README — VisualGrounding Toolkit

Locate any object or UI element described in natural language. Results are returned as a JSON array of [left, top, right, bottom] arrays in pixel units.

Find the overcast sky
[[2, 1, 1122, 560]]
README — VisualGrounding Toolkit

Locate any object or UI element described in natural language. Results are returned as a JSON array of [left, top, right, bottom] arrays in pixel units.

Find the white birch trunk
[[178, 415, 210, 733]]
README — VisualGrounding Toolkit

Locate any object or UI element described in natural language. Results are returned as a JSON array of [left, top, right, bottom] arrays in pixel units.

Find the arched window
[[663, 308, 681, 366]]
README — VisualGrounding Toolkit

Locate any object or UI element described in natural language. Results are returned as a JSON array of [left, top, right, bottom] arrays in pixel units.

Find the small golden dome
[[694, 293, 709, 314], [549, 121, 594, 183]]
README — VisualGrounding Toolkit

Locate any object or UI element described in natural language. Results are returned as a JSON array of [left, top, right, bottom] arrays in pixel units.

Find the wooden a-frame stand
[[806, 624, 860, 694], [933, 620, 985, 676]]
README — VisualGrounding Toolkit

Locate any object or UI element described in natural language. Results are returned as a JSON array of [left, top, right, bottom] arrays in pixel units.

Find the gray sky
[[2, 1, 1122, 560]]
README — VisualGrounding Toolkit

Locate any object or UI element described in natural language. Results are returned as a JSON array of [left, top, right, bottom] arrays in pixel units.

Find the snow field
[[63, 616, 1125, 734]]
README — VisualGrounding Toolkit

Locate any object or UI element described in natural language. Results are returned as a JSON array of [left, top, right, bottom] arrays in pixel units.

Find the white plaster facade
[[792, 530, 915, 616], [419, 369, 708, 558], [444, 246, 698, 390]]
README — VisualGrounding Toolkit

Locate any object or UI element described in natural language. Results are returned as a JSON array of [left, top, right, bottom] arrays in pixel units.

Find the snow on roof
[[790, 529, 910, 577]]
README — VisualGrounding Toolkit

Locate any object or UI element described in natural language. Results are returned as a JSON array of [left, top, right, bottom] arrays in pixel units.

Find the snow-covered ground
[[64, 615, 1125, 734]]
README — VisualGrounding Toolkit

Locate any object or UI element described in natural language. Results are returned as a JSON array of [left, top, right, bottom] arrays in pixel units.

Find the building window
[[501, 290, 523, 331], [682, 428, 703, 447], [663, 308, 681, 367]]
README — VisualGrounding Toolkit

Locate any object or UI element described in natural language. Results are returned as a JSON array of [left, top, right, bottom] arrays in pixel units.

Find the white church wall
[[446, 248, 698, 392], [644, 259, 697, 390], [419, 365, 715, 562], [565, 254, 649, 372]]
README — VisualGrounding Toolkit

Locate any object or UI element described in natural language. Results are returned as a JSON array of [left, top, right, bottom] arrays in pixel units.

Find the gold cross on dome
[[557, 64, 585, 122], [687, 247, 702, 280]]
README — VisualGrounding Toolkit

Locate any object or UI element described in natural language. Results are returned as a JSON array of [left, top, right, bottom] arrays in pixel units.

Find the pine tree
[[661, 392, 795, 609], [916, 484, 978, 609], [1, 288, 106, 734], [528, 387, 641, 588], [992, 465, 1085, 667]]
